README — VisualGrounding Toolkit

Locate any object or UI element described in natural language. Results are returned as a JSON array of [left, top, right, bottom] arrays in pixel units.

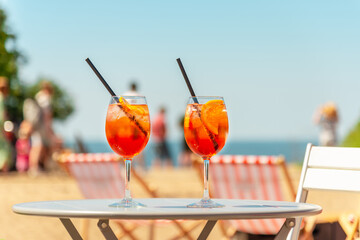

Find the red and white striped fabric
[[62, 153, 125, 199], [63, 153, 120, 163], [209, 155, 288, 235], [60, 153, 193, 232], [210, 155, 282, 165], [60, 153, 196, 239]]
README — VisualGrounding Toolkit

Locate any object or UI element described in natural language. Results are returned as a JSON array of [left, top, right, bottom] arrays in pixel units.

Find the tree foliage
[[0, 6, 74, 124], [341, 120, 360, 147], [27, 78, 74, 121], [0, 7, 26, 123], [0, 8, 22, 80]]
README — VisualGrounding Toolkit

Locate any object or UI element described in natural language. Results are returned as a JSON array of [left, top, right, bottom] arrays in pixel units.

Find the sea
[[65, 139, 317, 168]]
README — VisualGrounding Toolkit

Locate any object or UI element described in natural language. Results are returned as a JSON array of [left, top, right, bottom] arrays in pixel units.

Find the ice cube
[[107, 104, 126, 121]]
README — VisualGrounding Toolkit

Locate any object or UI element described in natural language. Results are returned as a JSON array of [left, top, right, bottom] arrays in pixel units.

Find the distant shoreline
[[64, 139, 317, 167]]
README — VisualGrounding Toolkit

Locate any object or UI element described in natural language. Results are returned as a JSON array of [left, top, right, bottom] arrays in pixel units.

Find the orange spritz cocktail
[[105, 95, 150, 208], [184, 96, 229, 208], [106, 98, 150, 158], [184, 99, 228, 158]]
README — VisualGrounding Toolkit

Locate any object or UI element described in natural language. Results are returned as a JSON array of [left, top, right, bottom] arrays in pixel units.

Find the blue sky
[[2, 0, 360, 143]]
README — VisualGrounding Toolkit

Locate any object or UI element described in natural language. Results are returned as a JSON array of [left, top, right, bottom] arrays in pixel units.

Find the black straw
[[176, 58, 199, 103], [85, 57, 147, 135], [176, 58, 218, 150], [85, 58, 117, 97]]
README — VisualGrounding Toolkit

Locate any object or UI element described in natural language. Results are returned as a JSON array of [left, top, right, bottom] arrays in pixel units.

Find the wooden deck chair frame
[[287, 143, 360, 240], [58, 152, 196, 240], [193, 154, 296, 239]]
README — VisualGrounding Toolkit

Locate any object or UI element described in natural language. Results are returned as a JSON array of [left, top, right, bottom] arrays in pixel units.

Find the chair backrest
[[209, 155, 295, 201], [194, 154, 295, 235], [288, 143, 360, 240], [58, 153, 125, 199]]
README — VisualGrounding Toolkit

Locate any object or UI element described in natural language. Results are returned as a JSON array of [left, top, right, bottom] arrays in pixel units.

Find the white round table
[[13, 198, 322, 240]]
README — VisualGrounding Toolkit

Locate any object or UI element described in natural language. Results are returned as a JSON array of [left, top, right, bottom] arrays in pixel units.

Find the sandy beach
[[1, 166, 221, 240], [1, 164, 360, 240]]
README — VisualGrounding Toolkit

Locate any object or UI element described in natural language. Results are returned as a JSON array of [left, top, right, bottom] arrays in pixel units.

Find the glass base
[[187, 198, 224, 208], [109, 198, 146, 208]]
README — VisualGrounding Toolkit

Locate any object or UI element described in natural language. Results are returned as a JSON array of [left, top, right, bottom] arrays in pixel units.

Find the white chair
[[287, 143, 360, 240]]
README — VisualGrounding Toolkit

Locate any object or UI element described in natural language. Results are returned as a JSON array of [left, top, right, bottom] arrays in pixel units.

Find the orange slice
[[118, 97, 144, 115], [201, 100, 227, 135], [128, 105, 145, 116], [118, 97, 130, 110], [118, 97, 148, 133], [184, 115, 190, 128]]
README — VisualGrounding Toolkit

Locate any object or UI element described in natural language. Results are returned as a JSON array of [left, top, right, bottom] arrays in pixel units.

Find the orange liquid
[[106, 103, 150, 158], [184, 102, 228, 158]]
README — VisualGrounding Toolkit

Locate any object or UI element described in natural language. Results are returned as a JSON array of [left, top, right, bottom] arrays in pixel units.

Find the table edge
[[12, 198, 322, 220]]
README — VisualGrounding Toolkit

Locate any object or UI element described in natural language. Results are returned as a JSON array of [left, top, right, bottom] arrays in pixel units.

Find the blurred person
[[23, 98, 44, 175], [152, 106, 172, 167], [313, 101, 339, 146], [15, 120, 32, 172], [0, 77, 12, 172], [123, 81, 140, 96], [36, 81, 63, 163], [25, 81, 57, 175], [35, 81, 55, 139]]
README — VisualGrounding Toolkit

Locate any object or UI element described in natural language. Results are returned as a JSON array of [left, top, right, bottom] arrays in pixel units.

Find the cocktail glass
[[184, 96, 229, 208], [105, 95, 150, 207]]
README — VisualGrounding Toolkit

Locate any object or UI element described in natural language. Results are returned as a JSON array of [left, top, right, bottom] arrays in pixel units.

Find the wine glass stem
[[203, 158, 210, 200], [125, 158, 132, 200]]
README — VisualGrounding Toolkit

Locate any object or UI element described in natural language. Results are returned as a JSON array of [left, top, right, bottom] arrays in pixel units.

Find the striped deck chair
[[58, 152, 195, 240], [193, 155, 296, 238]]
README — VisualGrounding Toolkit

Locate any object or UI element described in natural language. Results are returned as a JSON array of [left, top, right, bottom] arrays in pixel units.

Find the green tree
[[0, 6, 74, 124], [0, 7, 27, 123], [27, 78, 74, 121], [341, 119, 360, 147]]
